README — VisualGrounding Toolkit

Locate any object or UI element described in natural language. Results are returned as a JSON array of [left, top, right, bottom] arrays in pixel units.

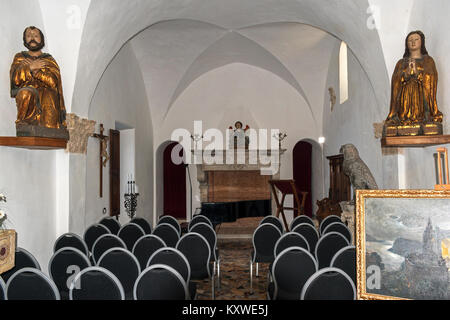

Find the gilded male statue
[[10, 26, 67, 138], [385, 31, 443, 136]]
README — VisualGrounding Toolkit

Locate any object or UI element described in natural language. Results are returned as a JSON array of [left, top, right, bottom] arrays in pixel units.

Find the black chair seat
[[6, 268, 60, 300]]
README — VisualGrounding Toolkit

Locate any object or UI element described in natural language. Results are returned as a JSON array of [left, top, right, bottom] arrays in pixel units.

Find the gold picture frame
[[356, 189, 450, 300]]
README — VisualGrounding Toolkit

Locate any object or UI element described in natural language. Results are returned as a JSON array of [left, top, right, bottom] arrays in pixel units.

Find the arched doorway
[[293, 141, 312, 217], [163, 142, 186, 219]]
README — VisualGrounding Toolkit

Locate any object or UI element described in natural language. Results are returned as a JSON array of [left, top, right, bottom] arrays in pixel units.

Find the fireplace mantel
[[191, 149, 286, 207]]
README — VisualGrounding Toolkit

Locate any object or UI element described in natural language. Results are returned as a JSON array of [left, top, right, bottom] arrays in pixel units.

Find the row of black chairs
[[250, 215, 356, 299], [267, 245, 356, 300], [0, 215, 219, 300]]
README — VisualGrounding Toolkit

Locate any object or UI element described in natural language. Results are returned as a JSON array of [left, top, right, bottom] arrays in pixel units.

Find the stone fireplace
[[194, 149, 285, 212]]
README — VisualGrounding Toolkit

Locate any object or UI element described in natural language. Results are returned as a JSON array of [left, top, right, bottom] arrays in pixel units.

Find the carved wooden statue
[[384, 31, 443, 136], [10, 26, 68, 139]]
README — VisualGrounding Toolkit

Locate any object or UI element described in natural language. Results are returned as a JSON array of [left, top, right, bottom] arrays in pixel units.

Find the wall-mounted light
[[318, 136, 326, 144]]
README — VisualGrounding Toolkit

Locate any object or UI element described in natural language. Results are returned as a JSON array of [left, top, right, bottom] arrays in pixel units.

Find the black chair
[[290, 215, 315, 231], [158, 215, 181, 236], [117, 222, 145, 251], [189, 222, 221, 286], [300, 267, 356, 300], [319, 215, 342, 235], [132, 235, 166, 270], [6, 268, 60, 300], [273, 232, 310, 257], [0, 247, 41, 283], [188, 215, 213, 231], [48, 247, 91, 300], [91, 234, 127, 264], [153, 223, 180, 247], [291, 223, 320, 255], [0, 277, 6, 300], [130, 217, 152, 234], [250, 223, 282, 292], [134, 264, 189, 300], [99, 217, 121, 235], [330, 246, 356, 285], [97, 247, 141, 300], [315, 232, 349, 269], [268, 247, 318, 300], [54, 232, 89, 256], [83, 223, 111, 252], [69, 266, 125, 300], [259, 216, 284, 234], [176, 232, 215, 299], [322, 222, 352, 244], [147, 247, 196, 299]]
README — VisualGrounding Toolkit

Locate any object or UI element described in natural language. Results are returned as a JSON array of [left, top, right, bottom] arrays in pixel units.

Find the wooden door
[[163, 142, 186, 219], [110, 129, 120, 217], [293, 141, 312, 217]]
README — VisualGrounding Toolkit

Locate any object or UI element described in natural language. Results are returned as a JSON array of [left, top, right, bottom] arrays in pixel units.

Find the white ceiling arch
[[73, 0, 389, 124]]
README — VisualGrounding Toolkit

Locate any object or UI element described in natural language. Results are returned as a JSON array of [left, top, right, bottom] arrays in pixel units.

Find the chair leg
[[249, 260, 253, 294], [217, 259, 221, 290], [211, 266, 216, 300]]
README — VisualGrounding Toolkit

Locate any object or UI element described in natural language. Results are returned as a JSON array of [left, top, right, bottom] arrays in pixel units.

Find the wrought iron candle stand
[[124, 180, 139, 219]]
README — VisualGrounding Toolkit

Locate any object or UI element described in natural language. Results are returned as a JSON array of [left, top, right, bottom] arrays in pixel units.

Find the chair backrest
[[134, 264, 189, 300], [132, 235, 166, 270], [99, 217, 121, 235], [300, 267, 356, 300], [147, 247, 191, 283], [252, 223, 282, 263], [117, 222, 146, 250], [271, 247, 318, 300], [315, 232, 350, 269], [158, 215, 181, 235], [330, 246, 356, 285], [189, 222, 217, 260], [176, 232, 211, 280], [291, 223, 320, 255], [91, 234, 127, 264], [54, 232, 89, 256], [259, 216, 284, 233], [130, 217, 152, 234], [97, 248, 141, 300], [319, 215, 342, 235], [0, 277, 6, 300], [290, 215, 315, 231], [188, 215, 213, 231], [69, 266, 125, 300], [153, 223, 180, 247], [322, 222, 352, 244], [48, 247, 91, 298], [83, 223, 111, 252], [274, 232, 310, 257], [6, 268, 60, 300], [0, 247, 41, 283]]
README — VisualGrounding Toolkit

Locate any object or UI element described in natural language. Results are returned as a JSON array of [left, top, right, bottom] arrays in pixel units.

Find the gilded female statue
[[386, 31, 442, 130]]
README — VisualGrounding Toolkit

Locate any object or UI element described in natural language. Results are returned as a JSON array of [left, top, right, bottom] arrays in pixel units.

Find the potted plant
[[0, 193, 16, 274]]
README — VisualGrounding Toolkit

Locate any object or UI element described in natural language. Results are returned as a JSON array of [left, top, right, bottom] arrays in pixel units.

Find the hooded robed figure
[[10, 26, 66, 129], [386, 30, 442, 125]]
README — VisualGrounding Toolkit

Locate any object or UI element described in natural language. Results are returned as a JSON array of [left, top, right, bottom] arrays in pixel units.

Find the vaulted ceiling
[[72, 0, 390, 121]]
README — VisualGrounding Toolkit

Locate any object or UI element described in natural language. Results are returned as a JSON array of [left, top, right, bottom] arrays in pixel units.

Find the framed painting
[[356, 190, 450, 300]]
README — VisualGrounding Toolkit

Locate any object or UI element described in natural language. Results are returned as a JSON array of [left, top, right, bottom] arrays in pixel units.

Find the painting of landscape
[[364, 197, 450, 300]]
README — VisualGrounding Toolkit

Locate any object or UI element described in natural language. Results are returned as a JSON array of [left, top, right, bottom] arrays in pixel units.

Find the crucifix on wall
[[91, 123, 110, 197]]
